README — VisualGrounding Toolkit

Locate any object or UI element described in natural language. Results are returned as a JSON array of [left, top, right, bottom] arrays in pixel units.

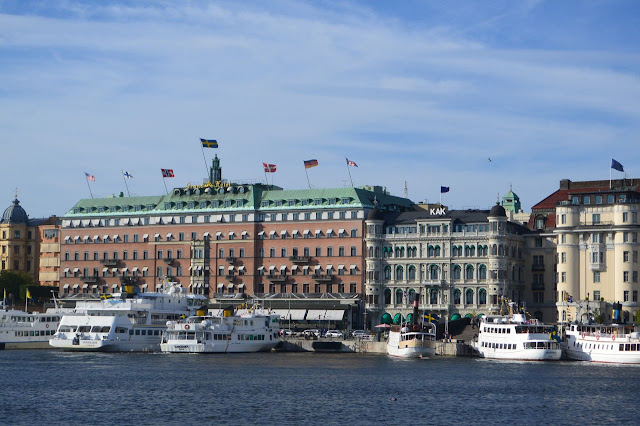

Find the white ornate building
[[364, 204, 527, 328]]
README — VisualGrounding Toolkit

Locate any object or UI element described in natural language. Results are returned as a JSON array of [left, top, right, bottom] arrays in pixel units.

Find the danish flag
[[263, 163, 277, 173]]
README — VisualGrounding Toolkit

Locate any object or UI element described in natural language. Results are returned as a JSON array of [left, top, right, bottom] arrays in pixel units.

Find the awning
[[241, 231, 248, 236], [142, 266, 149, 272], [203, 232, 210, 237], [74, 236, 80, 241], [73, 268, 79, 273], [72, 284, 79, 289], [142, 234, 149, 239], [228, 231, 235, 236], [303, 230, 310, 235], [121, 267, 128, 272], [63, 267, 70, 273], [63, 284, 70, 289], [306, 309, 327, 321], [314, 265, 322, 270], [315, 229, 322, 235], [238, 266, 246, 271], [228, 266, 234, 271], [338, 229, 345, 234], [269, 265, 276, 271], [82, 284, 88, 289], [258, 231, 265, 236], [280, 265, 287, 270], [257, 266, 265, 271], [216, 231, 222, 236], [326, 229, 333, 235], [166, 233, 172, 238], [91, 284, 98, 289], [326, 264, 333, 270], [350, 265, 357, 270], [217, 283, 225, 288], [93, 235, 99, 240], [83, 236, 90, 241], [280, 230, 287, 235], [102, 268, 109, 272], [113, 234, 119, 240], [103, 235, 109, 240], [272, 309, 307, 320], [154, 233, 160, 238], [238, 283, 245, 289], [325, 310, 346, 321], [141, 284, 148, 289], [64, 236, 71, 241], [227, 283, 234, 288], [132, 267, 139, 272], [302, 266, 309, 271], [269, 230, 276, 236], [111, 284, 118, 288], [111, 268, 118, 272], [292, 230, 299, 235], [338, 265, 345, 270], [188, 265, 193, 270], [291, 265, 298, 270]]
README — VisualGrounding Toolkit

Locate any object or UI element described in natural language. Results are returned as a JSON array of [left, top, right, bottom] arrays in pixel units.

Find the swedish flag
[[424, 313, 440, 324], [26, 289, 32, 300], [200, 138, 218, 148]]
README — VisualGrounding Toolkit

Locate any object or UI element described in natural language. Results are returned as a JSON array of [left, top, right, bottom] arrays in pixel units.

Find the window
[[634, 271, 638, 283], [593, 271, 600, 283], [592, 213, 600, 224], [623, 271, 629, 282], [281, 248, 287, 257], [593, 291, 600, 301], [634, 291, 638, 302], [624, 251, 629, 262], [595, 195, 602, 204], [351, 246, 356, 256], [316, 247, 321, 257], [584, 196, 590, 205], [624, 291, 629, 302], [623, 212, 629, 223], [270, 248, 275, 257], [561, 252, 566, 263], [624, 232, 629, 243], [561, 272, 566, 283]]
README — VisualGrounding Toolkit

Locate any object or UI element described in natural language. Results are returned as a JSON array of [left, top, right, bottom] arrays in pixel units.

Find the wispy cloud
[[0, 0, 638, 216]]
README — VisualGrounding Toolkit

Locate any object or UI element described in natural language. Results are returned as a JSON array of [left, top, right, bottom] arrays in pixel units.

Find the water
[[1, 351, 639, 425]]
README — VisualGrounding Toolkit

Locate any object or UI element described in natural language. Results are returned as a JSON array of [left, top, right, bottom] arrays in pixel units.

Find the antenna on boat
[[51, 290, 59, 311]]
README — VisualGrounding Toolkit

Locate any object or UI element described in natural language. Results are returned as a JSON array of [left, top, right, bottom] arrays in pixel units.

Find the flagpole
[[85, 175, 94, 199], [610, 163, 612, 189], [162, 176, 169, 195], [264, 167, 269, 187], [346, 159, 354, 187], [200, 142, 210, 182], [25, 289, 28, 313], [305, 167, 311, 189], [122, 171, 131, 197]]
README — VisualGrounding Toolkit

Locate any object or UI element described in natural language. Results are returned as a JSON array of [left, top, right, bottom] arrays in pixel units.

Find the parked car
[[351, 330, 368, 339], [280, 329, 294, 336], [302, 329, 320, 339], [324, 330, 343, 338]]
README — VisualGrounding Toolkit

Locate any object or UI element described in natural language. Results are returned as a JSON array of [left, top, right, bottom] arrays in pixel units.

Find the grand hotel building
[[58, 158, 413, 326]]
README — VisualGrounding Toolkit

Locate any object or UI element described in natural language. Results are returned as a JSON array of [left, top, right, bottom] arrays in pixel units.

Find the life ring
[[612, 335, 615, 341], [581, 332, 585, 339], [46, 324, 49, 329], [185, 324, 190, 330], [596, 334, 600, 341]]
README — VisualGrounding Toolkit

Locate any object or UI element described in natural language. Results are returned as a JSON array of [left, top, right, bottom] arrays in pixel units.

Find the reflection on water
[[1, 351, 639, 425]]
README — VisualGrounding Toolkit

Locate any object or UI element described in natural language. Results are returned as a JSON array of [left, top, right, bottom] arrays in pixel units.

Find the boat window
[[135, 330, 140, 335], [78, 326, 91, 332], [59, 326, 76, 333], [116, 327, 127, 334]]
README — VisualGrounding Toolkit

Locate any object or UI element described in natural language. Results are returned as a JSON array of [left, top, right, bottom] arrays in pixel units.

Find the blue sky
[[1, 0, 639, 217]]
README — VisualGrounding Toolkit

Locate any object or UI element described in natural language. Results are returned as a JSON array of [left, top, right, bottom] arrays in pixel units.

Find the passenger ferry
[[49, 283, 208, 352], [0, 301, 66, 350], [160, 308, 280, 353], [386, 323, 436, 358], [565, 323, 640, 364], [475, 313, 562, 361]]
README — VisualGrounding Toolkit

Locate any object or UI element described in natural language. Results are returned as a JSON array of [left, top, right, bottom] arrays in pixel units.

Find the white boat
[[565, 323, 640, 364], [160, 308, 280, 353], [475, 313, 562, 361], [49, 283, 208, 352], [0, 301, 67, 350], [386, 323, 436, 358]]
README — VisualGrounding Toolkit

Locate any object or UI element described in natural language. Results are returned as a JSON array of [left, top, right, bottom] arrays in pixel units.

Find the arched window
[[435, 245, 441, 257], [465, 265, 474, 280], [384, 266, 391, 280], [384, 288, 391, 305], [453, 265, 461, 280], [478, 265, 487, 280], [396, 265, 404, 280], [491, 245, 497, 256], [395, 288, 404, 304], [465, 288, 474, 305], [375, 247, 380, 257], [395, 247, 401, 258], [429, 265, 439, 280], [428, 246, 434, 257], [408, 265, 416, 280], [408, 288, 416, 303], [534, 310, 543, 321], [453, 288, 461, 305], [470, 246, 475, 256], [465, 246, 470, 257], [368, 246, 374, 257], [430, 289, 439, 304], [478, 289, 487, 305], [498, 245, 504, 256], [412, 247, 418, 257], [512, 266, 517, 281]]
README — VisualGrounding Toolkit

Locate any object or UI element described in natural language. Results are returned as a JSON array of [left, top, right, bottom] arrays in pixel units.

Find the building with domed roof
[[0, 196, 58, 287]]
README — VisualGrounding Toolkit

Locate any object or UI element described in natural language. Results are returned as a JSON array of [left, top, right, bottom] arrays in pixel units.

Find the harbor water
[[1, 351, 639, 425]]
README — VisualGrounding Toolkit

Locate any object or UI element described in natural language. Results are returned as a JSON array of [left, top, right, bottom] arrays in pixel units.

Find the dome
[[366, 208, 384, 221], [1, 198, 28, 224], [489, 202, 506, 217]]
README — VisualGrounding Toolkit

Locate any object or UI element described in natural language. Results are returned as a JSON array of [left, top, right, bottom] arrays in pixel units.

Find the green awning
[[381, 313, 392, 325], [406, 313, 414, 323], [393, 313, 403, 324], [464, 313, 472, 318], [451, 313, 462, 321]]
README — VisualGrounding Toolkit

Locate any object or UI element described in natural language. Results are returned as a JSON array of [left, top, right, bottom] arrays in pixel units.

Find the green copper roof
[[63, 184, 413, 218]]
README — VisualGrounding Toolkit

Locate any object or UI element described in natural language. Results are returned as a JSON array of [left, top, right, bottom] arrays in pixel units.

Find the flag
[[26, 289, 32, 300], [346, 158, 358, 167], [440, 186, 450, 193], [3, 287, 6, 301], [85, 172, 95, 182], [611, 159, 624, 172], [161, 169, 174, 178], [200, 138, 218, 148], [304, 159, 318, 169], [263, 163, 277, 173], [424, 313, 439, 324], [123, 171, 134, 179]]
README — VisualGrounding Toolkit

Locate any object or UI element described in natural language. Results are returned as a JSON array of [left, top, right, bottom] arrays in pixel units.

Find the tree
[[634, 310, 640, 326], [0, 270, 34, 301]]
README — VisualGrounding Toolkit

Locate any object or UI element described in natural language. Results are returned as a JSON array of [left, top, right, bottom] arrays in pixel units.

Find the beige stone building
[[38, 222, 61, 288]]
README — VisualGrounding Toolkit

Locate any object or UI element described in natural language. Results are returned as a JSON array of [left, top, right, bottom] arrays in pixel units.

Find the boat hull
[[477, 347, 561, 361], [387, 344, 435, 358], [161, 340, 277, 353], [565, 347, 640, 364]]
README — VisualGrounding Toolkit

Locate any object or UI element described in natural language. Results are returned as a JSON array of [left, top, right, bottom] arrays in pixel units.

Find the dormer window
[[275, 201, 282, 207], [261, 201, 269, 207], [164, 202, 171, 210]]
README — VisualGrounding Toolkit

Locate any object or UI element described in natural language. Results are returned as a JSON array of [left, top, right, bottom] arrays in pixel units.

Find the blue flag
[[440, 186, 450, 193], [611, 159, 624, 172], [200, 138, 218, 148]]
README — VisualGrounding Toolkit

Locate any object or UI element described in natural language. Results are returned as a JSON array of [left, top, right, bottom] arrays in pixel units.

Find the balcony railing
[[268, 275, 287, 282], [100, 259, 119, 267], [82, 275, 100, 283], [532, 264, 545, 271], [313, 274, 334, 282], [289, 256, 311, 263], [225, 257, 237, 264]]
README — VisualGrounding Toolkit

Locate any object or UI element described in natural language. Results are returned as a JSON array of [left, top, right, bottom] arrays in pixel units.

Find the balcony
[[100, 259, 119, 267], [163, 258, 176, 265], [82, 275, 100, 284], [532, 264, 545, 272], [225, 274, 235, 281], [225, 257, 237, 264], [289, 255, 311, 263], [313, 274, 333, 282], [268, 275, 287, 282]]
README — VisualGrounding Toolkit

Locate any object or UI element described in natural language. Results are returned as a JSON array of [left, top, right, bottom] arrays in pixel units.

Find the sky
[[1, 0, 639, 218]]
